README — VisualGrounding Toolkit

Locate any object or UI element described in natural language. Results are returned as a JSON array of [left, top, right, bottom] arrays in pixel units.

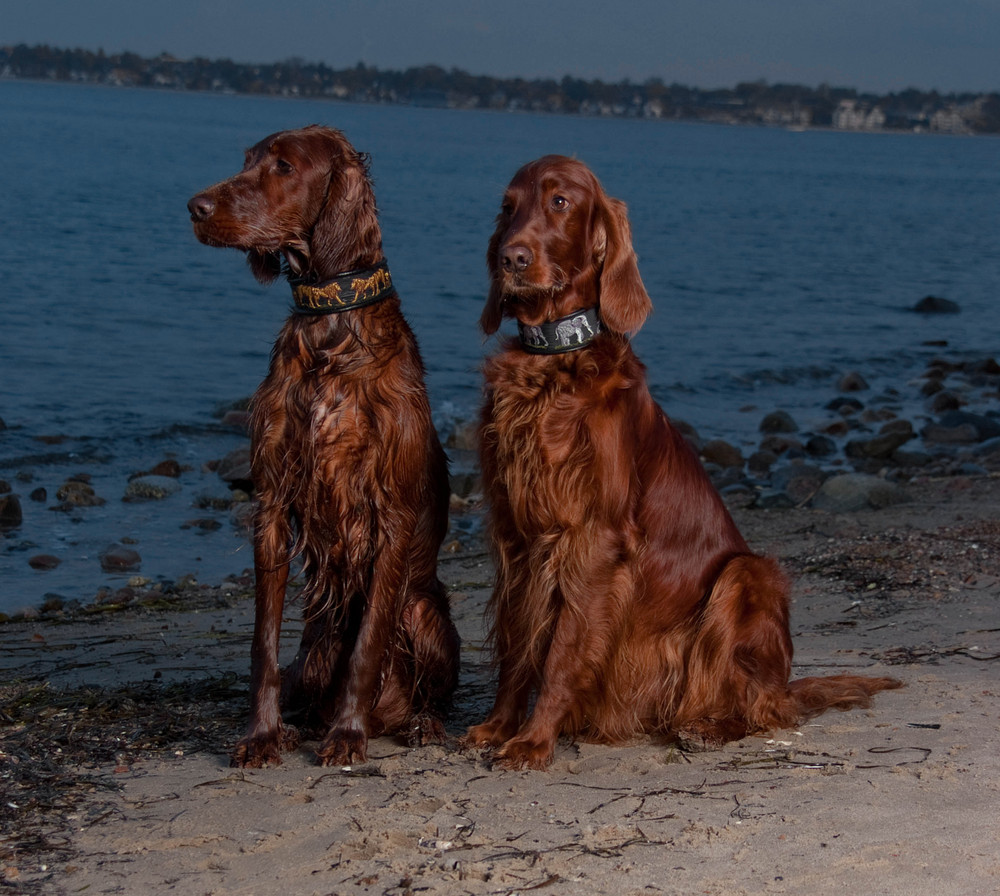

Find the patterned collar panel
[[517, 307, 601, 354], [291, 260, 396, 314]]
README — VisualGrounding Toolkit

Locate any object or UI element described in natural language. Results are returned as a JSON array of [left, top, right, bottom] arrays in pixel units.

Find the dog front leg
[[231, 514, 294, 767], [315, 539, 409, 766]]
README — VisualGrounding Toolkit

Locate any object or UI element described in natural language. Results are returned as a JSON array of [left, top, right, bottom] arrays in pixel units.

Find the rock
[[929, 390, 963, 413], [671, 419, 702, 452], [921, 423, 981, 445], [753, 489, 796, 510], [29, 554, 61, 570], [99, 543, 142, 572], [29, 487, 47, 502], [845, 429, 914, 460], [913, 295, 960, 314], [217, 446, 253, 486], [0, 494, 23, 529], [770, 464, 829, 504], [220, 409, 251, 430], [892, 448, 933, 468], [758, 434, 804, 457], [812, 474, 910, 512], [0, 479, 9, 494], [747, 449, 778, 476], [759, 410, 798, 434], [181, 518, 223, 531], [147, 459, 182, 478], [820, 419, 852, 437], [837, 371, 869, 392], [446, 420, 479, 452], [700, 439, 744, 469], [449, 472, 481, 499], [124, 475, 183, 501], [805, 435, 837, 457], [937, 411, 1000, 441], [826, 396, 864, 415], [195, 487, 238, 510], [55, 480, 105, 507]]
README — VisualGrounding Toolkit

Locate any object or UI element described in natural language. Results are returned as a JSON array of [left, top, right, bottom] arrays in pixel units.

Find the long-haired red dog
[[189, 126, 459, 767], [464, 155, 901, 770]]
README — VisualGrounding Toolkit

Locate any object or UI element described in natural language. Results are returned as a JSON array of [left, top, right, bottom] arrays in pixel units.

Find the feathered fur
[[189, 125, 459, 768], [464, 155, 901, 770]]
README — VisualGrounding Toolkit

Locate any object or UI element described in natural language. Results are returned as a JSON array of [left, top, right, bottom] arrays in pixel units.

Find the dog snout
[[187, 193, 217, 222], [501, 243, 533, 274]]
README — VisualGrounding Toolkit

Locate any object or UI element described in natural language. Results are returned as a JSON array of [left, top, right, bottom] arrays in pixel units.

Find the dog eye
[[551, 195, 569, 210], [275, 158, 294, 174], [500, 201, 514, 216]]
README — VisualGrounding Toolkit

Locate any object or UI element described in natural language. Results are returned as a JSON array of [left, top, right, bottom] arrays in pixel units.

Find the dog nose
[[187, 194, 216, 222], [501, 244, 533, 273]]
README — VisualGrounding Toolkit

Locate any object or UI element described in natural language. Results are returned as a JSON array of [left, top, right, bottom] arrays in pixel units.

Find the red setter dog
[[464, 155, 901, 770], [188, 125, 459, 767]]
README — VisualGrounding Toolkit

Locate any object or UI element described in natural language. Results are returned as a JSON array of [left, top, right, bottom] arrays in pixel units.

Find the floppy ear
[[479, 219, 506, 335], [310, 148, 382, 268], [595, 195, 652, 335]]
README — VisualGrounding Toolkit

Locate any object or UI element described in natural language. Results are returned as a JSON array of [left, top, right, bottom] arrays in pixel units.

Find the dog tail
[[788, 674, 903, 720]]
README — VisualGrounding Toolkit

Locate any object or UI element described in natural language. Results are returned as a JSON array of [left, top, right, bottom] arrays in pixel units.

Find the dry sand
[[2, 475, 999, 895]]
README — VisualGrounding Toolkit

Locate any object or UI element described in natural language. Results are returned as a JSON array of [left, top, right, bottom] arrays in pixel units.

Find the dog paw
[[231, 733, 286, 768], [675, 718, 746, 753], [494, 737, 555, 771], [461, 719, 518, 750], [316, 727, 368, 767], [404, 713, 448, 747]]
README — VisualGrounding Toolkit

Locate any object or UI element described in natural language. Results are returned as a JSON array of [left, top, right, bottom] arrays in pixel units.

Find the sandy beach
[[2, 473, 999, 895]]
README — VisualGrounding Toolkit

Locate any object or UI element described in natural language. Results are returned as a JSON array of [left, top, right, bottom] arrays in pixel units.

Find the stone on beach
[[0, 494, 23, 529], [99, 543, 142, 573], [124, 475, 183, 501], [811, 473, 910, 512]]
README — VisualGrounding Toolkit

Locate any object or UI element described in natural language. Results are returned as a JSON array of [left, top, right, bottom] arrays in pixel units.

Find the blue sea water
[[1, 79, 998, 613]]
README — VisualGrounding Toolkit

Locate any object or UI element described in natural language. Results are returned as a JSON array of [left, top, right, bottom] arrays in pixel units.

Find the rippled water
[[2, 79, 998, 612]]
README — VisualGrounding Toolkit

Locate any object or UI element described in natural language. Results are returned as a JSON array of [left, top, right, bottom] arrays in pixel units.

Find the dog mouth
[[498, 269, 566, 297]]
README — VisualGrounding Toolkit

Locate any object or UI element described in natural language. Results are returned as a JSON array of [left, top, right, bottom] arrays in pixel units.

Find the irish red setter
[[464, 155, 901, 770], [188, 125, 459, 768]]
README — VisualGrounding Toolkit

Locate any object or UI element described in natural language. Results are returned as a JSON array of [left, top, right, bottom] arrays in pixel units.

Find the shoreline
[[3, 474, 1000, 894], [3, 347, 999, 620]]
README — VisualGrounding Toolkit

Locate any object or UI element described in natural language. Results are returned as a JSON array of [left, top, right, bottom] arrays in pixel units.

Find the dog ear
[[595, 196, 652, 335], [480, 220, 506, 335], [246, 249, 282, 284], [310, 149, 382, 269]]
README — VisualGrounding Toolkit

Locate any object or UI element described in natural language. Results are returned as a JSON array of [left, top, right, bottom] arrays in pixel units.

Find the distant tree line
[[3, 43, 998, 134]]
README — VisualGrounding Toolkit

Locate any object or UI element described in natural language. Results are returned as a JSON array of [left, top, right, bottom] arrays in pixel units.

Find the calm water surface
[[1, 80, 998, 612]]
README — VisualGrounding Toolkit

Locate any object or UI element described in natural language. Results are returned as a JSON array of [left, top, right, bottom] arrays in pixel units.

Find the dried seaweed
[[0, 674, 245, 886]]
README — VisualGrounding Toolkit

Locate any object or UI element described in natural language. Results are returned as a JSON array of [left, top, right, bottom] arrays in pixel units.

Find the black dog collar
[[517, 307, 601, 354], [291, 260, 396, 314]]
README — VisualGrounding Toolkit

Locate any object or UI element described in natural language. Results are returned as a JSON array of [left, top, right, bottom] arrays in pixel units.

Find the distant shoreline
[[3, 42, 998, 135]]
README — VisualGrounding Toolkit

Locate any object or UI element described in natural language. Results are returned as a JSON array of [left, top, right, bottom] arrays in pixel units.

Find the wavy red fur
[[189, 126, 459, 768], [464, 155, 901, 770]]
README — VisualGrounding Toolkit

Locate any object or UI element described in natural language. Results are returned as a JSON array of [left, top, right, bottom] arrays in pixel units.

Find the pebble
[[811, 473, 911, 513], [759, 410, 798, 434], [836, 371, 869, 392], [28, 554, 61, 570], [55, 479, 105, 508], [0, 494, 22, 528], [124, 475, 183, 500], [913, 295, 960, 313], [99, 543, 142, 572], [217, 446, 253, 485], [700, 438, 744, 469]]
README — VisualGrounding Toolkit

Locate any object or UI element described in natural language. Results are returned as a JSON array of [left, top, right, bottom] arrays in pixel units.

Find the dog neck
[[290, 260, 396, 315], [517, 307, 601, 355]]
